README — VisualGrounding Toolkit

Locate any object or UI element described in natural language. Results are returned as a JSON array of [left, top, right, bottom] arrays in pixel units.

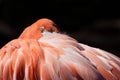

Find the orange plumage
[[0, 18, 120, 80]]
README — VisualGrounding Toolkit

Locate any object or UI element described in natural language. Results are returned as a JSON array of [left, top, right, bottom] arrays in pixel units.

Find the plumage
[[0, 18, 120, 80]]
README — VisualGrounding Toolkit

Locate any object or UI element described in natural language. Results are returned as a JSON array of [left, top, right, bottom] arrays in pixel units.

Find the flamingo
[[0, 18, 120, 80]]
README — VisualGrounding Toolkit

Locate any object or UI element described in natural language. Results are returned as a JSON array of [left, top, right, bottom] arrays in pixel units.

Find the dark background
[[0, 0, 120, 57]]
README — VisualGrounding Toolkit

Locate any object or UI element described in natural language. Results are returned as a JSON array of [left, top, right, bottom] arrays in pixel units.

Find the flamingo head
[[19, 18, 59, 39]]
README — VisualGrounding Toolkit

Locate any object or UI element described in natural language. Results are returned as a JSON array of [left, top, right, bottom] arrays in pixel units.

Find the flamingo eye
[[40, 26, 45, 33]]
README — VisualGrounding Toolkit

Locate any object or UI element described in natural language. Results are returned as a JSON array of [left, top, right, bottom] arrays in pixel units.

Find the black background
[[0, 0, 120, 57]]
